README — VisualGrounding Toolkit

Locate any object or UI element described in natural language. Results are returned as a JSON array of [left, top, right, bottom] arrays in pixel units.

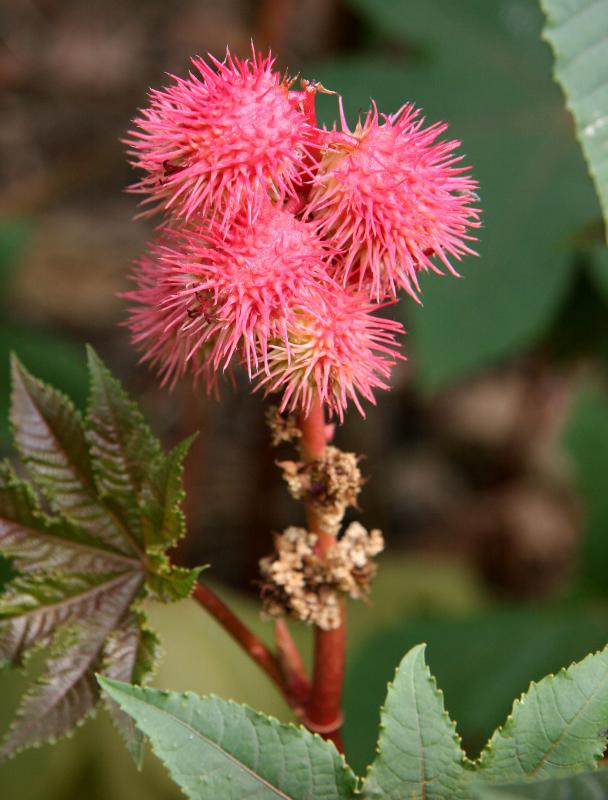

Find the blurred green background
[[2, 0, 608, 795]]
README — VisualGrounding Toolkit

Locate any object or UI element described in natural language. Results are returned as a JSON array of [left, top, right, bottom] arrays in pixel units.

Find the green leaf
[[140, 435, 197, 553], [0, 576, 142, 761], [0, 348, 201, 761], [0, 557, 13, 592], [473, 767, 608, 799], [85, 345, 160, 545], [0, 571, 140, 667], [100, 616, 161, 769], [363, 643, 469, 799], [359, 642, 608, 797], [318, 0, 600, 387], [477, 645, 608, 783], [562, 382, 608, 595], [98, 678, 358, 800], [145, 564, 204, 603], [344, 607, 608, 774], [586, 246, 608, 302], [0, 462, 137, 574], [540, 0, 608, 240], [10, 355, 130, 555], [0, 218, 31, 297], [0, 322, 89, 448]]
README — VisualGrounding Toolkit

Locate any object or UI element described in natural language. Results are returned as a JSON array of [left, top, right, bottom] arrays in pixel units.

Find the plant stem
[[298, 400, 346, 752], [191, 399, 346, 751], [275, 619, 311, 713], [192, 582, 286, 695]]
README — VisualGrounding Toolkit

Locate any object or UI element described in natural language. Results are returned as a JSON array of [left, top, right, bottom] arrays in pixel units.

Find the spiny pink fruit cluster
[[125, 47, 480, 420]]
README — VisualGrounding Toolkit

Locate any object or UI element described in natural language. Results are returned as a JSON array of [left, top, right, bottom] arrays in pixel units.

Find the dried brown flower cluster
[[265, 406, 302, 447], [260, 522, 384, 630], [278, 446, 362, 534]]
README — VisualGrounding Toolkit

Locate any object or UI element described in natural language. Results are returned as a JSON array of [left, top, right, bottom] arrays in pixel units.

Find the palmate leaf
[[98, 678, 358, 800], [473, 767, 608, 800], [361, 644, 608, 799], [100, 614, 162, 768], [1, 573, 142, 761], [140, 435, 197, 553], [96, 642, 608, 797], [0, 350, 200, 762], [85, 346, 161, 547], [476, 645, 608, 783], [363, 644, 470, 799], [85, 348, 199, 598], [10, 352, 130, 554], [0, 463, 136, 575], [540, 0, 608, 239]]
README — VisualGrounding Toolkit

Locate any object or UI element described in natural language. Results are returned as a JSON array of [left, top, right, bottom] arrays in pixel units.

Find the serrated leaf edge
[[363, 642, 473, 799], [97, 677, 358, 798], [476, 644, 608, 775]]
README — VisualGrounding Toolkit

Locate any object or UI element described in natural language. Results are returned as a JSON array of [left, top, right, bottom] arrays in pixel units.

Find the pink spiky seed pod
[[306, 101, 481, 300], [123, 243, 222, 392], [170, 205, 338, 376], [256, 288, 405, 421], [126, 48, 318, 226]]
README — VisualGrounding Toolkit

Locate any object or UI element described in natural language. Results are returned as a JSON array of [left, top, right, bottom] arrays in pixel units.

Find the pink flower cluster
[[125, 48, 480, 419]]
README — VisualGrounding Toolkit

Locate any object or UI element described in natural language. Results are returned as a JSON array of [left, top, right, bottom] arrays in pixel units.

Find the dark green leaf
[[477, 645, 608, 782], [145, 564, 204, 603], [0, 462, 137, 574], [540, 0, 608, 239], [100, 615, 161, 769], [98, 678, 358, 800], [0, 557, 13, 592], [0, 571, 141, 667], [586, 247, 608, 302], [318, 0, 600, 387], [0, 218, 31, 297], [562, 382, 608, 595], [0, 323, 88, 449], [0, 348, 201, 761], [10, 355, 131, 555], [85, 345, 160, 546], [1, 573, 142, 760], [140, 435, 197, 553], [363, 643, 469, 799], [344, 608, 608, 775], [473, 768, 608, 799]]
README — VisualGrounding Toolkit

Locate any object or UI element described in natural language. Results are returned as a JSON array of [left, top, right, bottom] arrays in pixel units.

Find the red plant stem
[[192, 582, 286, 695], [275, 619, 311, 713], [298, 400, 346, 752]]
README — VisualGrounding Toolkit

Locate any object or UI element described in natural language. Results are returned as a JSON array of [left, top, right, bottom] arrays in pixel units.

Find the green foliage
[[344, 608, 608, 774], [363, 644, 470, 799], [563, 382, 608, 595], [0, 556, 13, 590], [0, 218, 31, 296], [101, 644, 608, 800], [0, 326, 89, 451], [0, 348, 201, 762], [98, 677, 358, 800], [359, 643, 608, 797], [313, 0, 601, 388], [540, 0, 608, 239], [0, 219, 89, 449], [476, 647, 608, 782], [473, 768, 608, 799]]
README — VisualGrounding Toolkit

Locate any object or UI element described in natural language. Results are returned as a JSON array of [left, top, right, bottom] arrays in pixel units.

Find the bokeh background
[[2, 0, 608, 795]]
